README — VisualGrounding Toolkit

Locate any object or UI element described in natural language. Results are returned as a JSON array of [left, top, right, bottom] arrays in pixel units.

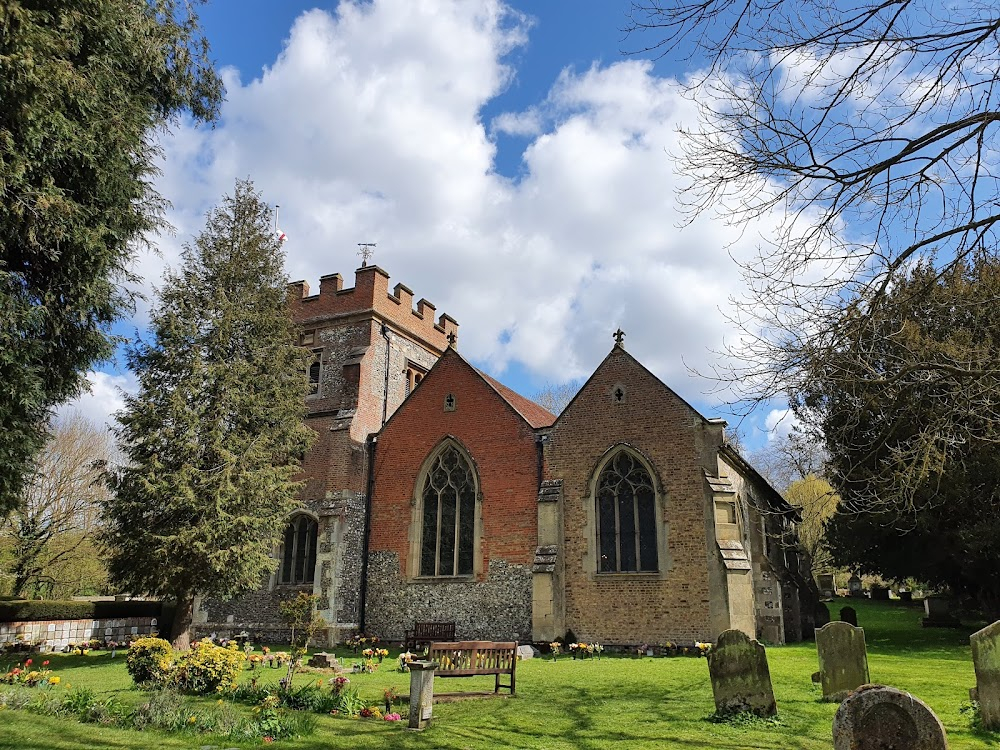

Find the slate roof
[[476, 370, 557, 429]]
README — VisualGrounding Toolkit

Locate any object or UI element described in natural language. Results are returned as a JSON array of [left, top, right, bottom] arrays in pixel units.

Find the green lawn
[[1, 599, 997, 749]]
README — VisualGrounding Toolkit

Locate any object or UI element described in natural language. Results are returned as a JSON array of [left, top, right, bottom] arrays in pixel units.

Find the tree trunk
[[170, 592, 196, 650]]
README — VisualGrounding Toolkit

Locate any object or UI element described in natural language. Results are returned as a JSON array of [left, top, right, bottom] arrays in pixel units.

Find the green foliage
[[126, 637, 173, 686], [0, 0, 222, 516], [102, 180, 316, 642], [0, 599, 162, 622], [171, 640, 243, 694], [798, 259, 1000, 616]]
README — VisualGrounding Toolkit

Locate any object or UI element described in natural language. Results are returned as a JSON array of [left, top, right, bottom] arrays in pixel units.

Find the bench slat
[[426, 641, 517, 695]]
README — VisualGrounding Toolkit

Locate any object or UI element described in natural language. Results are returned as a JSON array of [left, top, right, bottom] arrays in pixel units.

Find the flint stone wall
[[365, 551, 531, 642]]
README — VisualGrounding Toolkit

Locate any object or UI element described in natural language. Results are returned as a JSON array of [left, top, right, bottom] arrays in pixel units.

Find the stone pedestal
[[408, 660, 437, 730]]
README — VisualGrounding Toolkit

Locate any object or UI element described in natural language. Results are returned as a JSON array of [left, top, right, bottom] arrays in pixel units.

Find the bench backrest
[[414, 622, 456, 640], [427, 641, 517, 675]]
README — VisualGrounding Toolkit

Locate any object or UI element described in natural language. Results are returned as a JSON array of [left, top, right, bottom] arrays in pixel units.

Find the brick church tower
[[193, 264, 457, 642]]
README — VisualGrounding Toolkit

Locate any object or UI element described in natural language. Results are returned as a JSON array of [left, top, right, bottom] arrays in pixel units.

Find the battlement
[[288, 265, 458, 348]]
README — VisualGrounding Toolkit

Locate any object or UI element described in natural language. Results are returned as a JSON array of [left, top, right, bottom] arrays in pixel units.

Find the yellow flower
[[188, 715, 196, 724], [48, 676, 60, 685]]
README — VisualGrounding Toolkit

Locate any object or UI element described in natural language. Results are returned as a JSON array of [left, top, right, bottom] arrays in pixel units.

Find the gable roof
[[555, 343, 711, 427], [476, 370, 557, 429]]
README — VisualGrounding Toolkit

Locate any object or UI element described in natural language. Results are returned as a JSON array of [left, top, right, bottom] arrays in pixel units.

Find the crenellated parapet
[[288, 265, 458, 349]]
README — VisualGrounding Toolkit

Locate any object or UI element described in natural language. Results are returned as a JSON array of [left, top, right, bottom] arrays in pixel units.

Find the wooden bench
[[403, 621, 456, 651], [426, 640, 517, 695]]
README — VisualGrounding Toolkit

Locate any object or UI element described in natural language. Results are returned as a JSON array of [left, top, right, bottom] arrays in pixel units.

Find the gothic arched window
[[280, 514, 318, 585], [418, 443, 478, 577], [596, 450, 658, 573]]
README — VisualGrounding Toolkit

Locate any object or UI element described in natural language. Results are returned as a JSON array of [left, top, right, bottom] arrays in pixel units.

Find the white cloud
[[763, 408, 799, 442], [57, 371, 137, 430], [136, 0, 794, 429]]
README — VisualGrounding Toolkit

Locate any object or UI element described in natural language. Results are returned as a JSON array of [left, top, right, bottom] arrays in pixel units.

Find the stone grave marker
[[706, 629, 777, 717], [407, 660, 437, 730], [840, 606, 858, 627], [971, 619, 1000, 730], [307, 652, 343, 670], [817, 573, 836, 598], [832, 684, 947, 750], [923, 596, 961, 628], [848, 574, 863, 598], [815, 621, 869, 701]]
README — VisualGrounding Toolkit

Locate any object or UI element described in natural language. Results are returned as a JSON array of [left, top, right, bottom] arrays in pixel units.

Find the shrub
[[0, 599, 164, 623], [126, 637, 174, 686], [172, 639, 244, 694]]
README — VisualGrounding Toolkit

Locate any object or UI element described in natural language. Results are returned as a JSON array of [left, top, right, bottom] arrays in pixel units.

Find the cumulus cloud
[[57, 371, 137, 430], [132, 0, 792, 435]]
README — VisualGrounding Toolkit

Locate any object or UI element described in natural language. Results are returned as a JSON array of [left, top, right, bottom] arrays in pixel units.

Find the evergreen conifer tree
[[103, 181, 314, 647]]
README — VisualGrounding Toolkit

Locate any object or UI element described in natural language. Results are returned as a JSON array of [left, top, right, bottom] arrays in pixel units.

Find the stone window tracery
[[596, 450, 658, 573], [280, 514, 317, 585], [418, 443, 477, 577]]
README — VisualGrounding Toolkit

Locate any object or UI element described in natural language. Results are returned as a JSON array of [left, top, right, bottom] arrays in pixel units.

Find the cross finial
[[613, 328, 626, 347], [358, 242, 376, 267], [446, 331, 457, 348]]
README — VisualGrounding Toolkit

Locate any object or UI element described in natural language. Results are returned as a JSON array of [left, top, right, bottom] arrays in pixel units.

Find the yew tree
[[796, 259, 1000, 616], [103, 181, 315, 647], [0, 0, 221, 516]]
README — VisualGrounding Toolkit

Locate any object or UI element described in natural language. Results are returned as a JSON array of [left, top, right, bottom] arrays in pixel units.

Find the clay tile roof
[[476, 370, 557, 429]]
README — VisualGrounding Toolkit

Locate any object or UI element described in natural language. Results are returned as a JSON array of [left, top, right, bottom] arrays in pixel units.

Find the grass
[[1, 598, 997, 749]]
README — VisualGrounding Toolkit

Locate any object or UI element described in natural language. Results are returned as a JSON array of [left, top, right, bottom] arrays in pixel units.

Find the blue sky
[[65, 0, 798, 449]]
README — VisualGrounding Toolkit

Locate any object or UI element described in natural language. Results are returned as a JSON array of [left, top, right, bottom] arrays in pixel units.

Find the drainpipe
[[380, 323, 391, 426], [359, 433, 377, 633]]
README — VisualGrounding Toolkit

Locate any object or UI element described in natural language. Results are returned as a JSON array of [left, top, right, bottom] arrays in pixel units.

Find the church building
[[194, 264, 817, 647]]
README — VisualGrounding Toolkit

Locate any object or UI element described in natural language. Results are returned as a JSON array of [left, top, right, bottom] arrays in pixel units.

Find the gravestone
[[832, 684, 947, 750], [869, 587, 889, 601], [848, 574, 863, 598], [817, 573, 836, 598], [971, 619, 1000, 730], [517, 644, 537, 660], [407, 660, 437, 730], [816, 621, 869, 701], [840, 606, 858, 627], [307, 652, 343, 670], [922, 596, 961, 628], [706, 629, 777, 717]]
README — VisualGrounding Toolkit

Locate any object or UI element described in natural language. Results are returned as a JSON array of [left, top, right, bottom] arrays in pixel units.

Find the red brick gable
[[368, 347, 542, 574], [476, 369, 556, 428]]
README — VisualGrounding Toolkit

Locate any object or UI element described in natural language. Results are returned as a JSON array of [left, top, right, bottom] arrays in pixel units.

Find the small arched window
[[596, 450, 658, 573], [418, 443, 478, 576], [281, 514, 318, 585]]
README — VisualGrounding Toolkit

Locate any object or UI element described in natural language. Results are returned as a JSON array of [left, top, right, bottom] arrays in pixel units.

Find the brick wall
[[365, 348, 540, 638], [545, 346, 718, 645]]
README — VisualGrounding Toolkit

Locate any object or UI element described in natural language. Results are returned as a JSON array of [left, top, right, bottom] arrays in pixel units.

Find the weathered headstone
[[407, 660, 437, 730], [307, 652, 342, 670], [815, 621, 870, 701], [832, 684, 947, 750], [818, 573, 836, 598], [814, 601, 831, 629], [923, 596, 960, 628], [840, 606, 858, 627], [517, 644, 538, 660], [848, 574, 863, 598], [706, 629, 777, 717], [870, 587, 890, 601], [971, 619, 1000, 730]]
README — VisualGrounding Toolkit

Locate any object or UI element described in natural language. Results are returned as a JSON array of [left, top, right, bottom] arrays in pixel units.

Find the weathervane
[[613, 328, 626, 347], [358, 243, 376, 267]]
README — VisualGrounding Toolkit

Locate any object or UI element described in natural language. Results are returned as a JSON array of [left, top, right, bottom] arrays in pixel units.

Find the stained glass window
[[596, 451, 657, 573], [419, 444, 477, 576]]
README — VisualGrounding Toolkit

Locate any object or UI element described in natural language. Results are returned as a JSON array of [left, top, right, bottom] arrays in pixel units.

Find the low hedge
[[0, 600, 163, 623]]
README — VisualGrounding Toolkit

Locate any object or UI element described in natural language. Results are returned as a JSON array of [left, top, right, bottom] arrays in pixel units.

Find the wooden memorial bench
[[403, 621, 456, 651], [426, 640, 517, 695]]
